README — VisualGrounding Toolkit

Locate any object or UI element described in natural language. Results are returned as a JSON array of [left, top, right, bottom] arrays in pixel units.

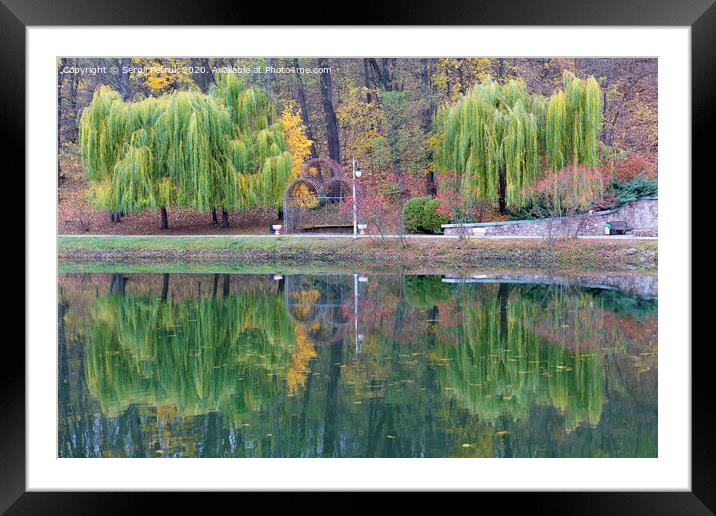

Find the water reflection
[[58, 273, 657, 458]]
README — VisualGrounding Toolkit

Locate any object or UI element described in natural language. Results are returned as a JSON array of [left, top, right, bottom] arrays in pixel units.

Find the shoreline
[[58, 235, 658, 273]]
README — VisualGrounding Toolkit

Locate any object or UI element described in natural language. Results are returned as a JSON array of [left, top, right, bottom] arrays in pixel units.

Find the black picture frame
[[5, 0, 710, 512]]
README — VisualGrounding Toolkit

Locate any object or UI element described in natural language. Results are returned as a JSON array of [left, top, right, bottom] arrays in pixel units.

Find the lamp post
[[352, 158, 361, 239]]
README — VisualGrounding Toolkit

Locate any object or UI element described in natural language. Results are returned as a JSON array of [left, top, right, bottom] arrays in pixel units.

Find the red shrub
[[612, 154, 657, 181]]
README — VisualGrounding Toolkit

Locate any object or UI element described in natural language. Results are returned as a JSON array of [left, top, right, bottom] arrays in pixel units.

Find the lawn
[[58, 235, 657, 273]]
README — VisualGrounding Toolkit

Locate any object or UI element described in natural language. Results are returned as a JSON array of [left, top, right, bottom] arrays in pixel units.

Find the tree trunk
[[420, 58, 437, 196], [366, 59, 397, 92], [110, 274, 127, 296], [601, 86, 609, 145], [265, 57, 273, 125], [498, 167, 507, 215], [425, 172, 437, 197], [161, 273, 169, 302], [67, 59, 80, 141], [211, 207, 218, 224], [222, 274, 231, 297], [293, 58, 318, 159], [322, 339, 343, 457], [362, 59, 373, 102], [365, 59, 404, 186], [211, 273, 219, 298], [498, 283, 510, 348], [118, 58, 131, 100], [57, 58, 66, 182], [221, 209, 230, 227], [160, 207, 168, 229], [457, 63, 465, 95], [193, 58, 214, 93], [318, 58, 340, 164]]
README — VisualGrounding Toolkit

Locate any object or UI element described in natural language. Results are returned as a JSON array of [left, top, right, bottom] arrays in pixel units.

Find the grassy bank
[[58, 235, 657, 273]]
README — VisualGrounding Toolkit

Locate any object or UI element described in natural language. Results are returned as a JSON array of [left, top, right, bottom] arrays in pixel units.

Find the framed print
[[5, 0, 711, 511]]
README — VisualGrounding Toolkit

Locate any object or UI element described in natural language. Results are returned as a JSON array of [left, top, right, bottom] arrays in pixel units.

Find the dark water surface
[[58, 272, 657, 458]]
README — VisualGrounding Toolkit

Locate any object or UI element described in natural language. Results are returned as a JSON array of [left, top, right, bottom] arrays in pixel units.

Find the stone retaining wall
[[442, 197, 657, 237]]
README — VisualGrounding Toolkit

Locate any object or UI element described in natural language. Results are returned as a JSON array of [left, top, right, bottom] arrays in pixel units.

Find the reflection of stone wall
[[443, 197, 658, 237], [577, 273, 658, 298], [442, 273, 658, 299]]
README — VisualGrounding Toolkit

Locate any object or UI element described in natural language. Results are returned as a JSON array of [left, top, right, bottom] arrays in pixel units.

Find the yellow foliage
[[285, 288, 321, 396], [286, 325, 317, 396], [280, 104, 318, 207], [290, 288, 320, 319], [131, 58, 196, 95], [280, 104, 313, 179], [336, 85, 385, 161], [431, 58, 493, 105]]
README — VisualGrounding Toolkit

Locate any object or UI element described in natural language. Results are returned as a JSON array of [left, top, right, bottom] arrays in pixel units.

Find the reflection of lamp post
[[352, 158, 361, 239], [354, 273, 367, 353], [354, 274, 359, 352]]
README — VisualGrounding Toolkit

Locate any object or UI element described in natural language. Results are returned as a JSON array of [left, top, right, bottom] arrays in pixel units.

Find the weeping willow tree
[[79, 74, 292, 229], [434, 284, 606, 432], [84, 285, 297, 419], [432, 71, 602, 213], [545, 72, 602, 171]]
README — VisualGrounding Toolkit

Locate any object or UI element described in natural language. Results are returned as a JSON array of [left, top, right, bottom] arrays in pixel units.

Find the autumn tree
[[292, 58, 318, 159], [430, 58, 493, 105], [280, 103, 314, 180], [130, 57, 196, 95], [279, 103, 316, 209], [318, 58, 340, 164], [79, 73, 292, 229], [432, 71, 602, 213], [335, 85, 384, 169]]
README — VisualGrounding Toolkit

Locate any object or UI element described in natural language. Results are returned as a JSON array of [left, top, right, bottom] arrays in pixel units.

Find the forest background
[[57, 57, 657, 234]]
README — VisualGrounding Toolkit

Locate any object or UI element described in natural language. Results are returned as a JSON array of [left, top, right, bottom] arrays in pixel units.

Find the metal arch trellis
[[301, 157, 344, 182], [282, 157, 363, 234], [283, 275, 351, 346]]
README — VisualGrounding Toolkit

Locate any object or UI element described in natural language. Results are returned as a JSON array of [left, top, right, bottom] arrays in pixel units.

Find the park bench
[[607, 221, 629, 235], [301, 224, 354, 234]]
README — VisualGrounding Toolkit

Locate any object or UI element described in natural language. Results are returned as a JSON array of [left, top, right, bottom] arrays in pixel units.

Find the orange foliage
[[612, 154, 657, 181]]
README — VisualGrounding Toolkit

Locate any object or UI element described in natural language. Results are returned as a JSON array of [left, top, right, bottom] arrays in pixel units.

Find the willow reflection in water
[[58, 273, 657, 458]]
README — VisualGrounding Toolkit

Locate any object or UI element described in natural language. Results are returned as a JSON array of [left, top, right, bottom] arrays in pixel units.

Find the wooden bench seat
[[608, 221, 629, 235]]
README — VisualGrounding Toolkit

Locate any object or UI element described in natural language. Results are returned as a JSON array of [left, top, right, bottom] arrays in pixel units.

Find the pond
[[58, 272, 657, 458]]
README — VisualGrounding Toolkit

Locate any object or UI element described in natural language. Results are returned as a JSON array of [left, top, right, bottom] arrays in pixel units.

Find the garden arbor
[[283, 275, 350, 346], [283, 157, 362, 233], [79, 73, 292, 229], [432, 70, 602, 214]]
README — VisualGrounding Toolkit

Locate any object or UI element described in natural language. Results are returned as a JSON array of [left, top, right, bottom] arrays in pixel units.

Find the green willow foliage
[[85, 289, 296, 420], [433, 71, 602, 207], [435, 285, 605, 431], [79, 74, 292, 215], [60, 274, 657, 457], [85, 279, 608, 433]]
